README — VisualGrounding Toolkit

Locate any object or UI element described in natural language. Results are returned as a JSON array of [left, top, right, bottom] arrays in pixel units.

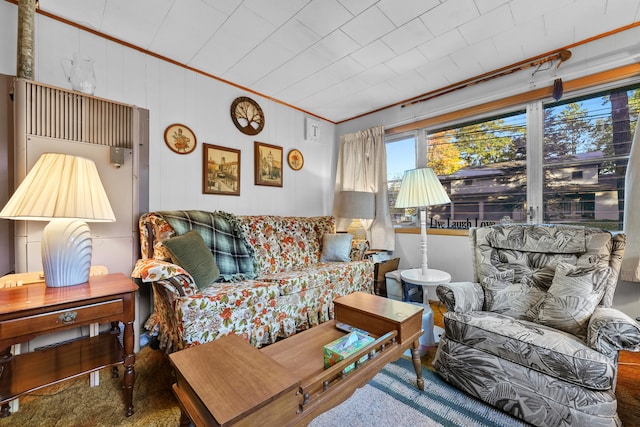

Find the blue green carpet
[[309, 356, 529, 427]]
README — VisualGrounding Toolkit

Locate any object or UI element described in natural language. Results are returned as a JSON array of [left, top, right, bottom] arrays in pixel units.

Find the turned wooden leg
[[0, 347, 12, 417], [411, 339, 425, 391], [122, 321, 136, 417]]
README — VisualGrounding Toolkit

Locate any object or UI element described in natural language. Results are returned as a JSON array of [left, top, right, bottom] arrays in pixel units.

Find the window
[[387, 112, 528, 228], [386, 133, 417, 226], [386, 83, 639, 231], [542, 85, 639, 230]]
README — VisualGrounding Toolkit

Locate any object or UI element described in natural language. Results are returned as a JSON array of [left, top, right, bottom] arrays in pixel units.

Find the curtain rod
[[400, 49, 572, 109]]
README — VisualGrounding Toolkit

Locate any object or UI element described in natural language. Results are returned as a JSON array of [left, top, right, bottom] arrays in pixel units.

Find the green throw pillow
[[163, 230, 220, 289], [320, 233, 353, 262]]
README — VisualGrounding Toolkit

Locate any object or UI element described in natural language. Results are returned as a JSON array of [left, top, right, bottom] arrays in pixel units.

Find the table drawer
[[0, 299, 124, 339]]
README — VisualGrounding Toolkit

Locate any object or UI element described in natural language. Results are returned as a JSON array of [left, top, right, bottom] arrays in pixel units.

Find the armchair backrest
[[469, 224, 626, 307]]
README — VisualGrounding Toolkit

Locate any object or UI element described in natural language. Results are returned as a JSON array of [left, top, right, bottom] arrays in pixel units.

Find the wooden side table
[[0, 273, 138, 417]]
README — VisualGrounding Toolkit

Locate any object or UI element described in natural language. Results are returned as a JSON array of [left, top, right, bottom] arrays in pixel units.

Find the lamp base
[[42, 218, 93, 287]]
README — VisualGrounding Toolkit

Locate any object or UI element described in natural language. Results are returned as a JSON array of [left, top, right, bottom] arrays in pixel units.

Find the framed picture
[[164, 123, 197, 154], [203, 143, 241, 196], [254, 141, 283, 187], [287, 149, 304, 171]]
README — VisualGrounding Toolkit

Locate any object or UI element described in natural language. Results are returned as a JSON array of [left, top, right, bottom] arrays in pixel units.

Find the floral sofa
[[133, 210, 373, 352], [433, 223, 640, 427]]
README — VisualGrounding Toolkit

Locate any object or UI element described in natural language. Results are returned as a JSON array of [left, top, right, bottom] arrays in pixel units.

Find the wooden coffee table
[[169, 292, 424, 426]]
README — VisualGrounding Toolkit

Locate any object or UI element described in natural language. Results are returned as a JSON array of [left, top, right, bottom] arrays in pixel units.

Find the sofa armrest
[[587, 307, 640, 357], [436, 281, 484, 313], [350, 239, 370, 261], [131, 258, 198, 296]]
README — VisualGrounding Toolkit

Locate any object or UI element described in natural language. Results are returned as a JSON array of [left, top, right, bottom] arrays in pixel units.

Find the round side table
[[400, 268, 451, 351], [400, 268, 451, 304]]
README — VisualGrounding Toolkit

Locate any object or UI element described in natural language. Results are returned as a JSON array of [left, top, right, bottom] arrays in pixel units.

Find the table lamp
[[395, 168, 450, 276], [0, 153, 115, 287], [336, 191, 375, 241]]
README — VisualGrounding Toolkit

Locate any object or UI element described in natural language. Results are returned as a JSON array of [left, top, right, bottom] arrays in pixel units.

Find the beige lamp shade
[[336, 191, 375, 219], [0, 152, 115, 221], [0, 153, 115, 287], [395, 168, 450, 208]]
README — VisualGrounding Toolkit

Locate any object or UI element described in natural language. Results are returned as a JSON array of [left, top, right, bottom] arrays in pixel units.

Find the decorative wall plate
[[164, 123, 196, 154], [287, 149, 304, 171], [230, 96, 264, 135]]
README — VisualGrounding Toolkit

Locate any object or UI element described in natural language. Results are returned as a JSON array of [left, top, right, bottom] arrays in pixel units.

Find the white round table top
[[401, 268, 451, 286]]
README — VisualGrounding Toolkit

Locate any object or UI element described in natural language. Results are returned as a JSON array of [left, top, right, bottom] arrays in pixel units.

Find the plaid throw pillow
[[157, 210, 255, 280]]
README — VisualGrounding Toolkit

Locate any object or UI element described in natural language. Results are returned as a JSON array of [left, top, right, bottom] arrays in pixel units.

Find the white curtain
[[334, 126, 395, 250], [621, 116, 640, 282]]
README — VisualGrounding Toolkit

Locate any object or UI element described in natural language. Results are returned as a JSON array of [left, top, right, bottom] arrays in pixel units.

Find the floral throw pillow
[[537, 261, 612, 338]]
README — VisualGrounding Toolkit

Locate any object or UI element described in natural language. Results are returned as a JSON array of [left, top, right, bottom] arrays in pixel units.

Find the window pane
[[386, 135, 417, 226], [427, 111, 528, 229], [543, 86, 639, 230]]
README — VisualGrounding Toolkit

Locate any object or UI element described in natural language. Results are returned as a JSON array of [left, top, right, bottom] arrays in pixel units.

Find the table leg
[[123, 320, 136, 417], [410, 339, 425, 391]]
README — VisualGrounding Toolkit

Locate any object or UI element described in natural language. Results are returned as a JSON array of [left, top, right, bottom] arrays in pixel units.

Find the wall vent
[[21, 80, 133, 148]]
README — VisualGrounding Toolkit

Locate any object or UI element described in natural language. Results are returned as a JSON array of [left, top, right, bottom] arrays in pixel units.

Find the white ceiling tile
[[357, 63, 398, 86], [337, 0, 378, 15], [382, 18, 434, 54], [309, 30, 360, 62], [508, 0, 575, 25], [341, 6, 396, 46], [349, 40, 396, 68], [415, 56, 460, 81], [200, 0, 242, 16], [458, 4, 515, 44], [421, 0, 480, 37], [417, 29, 468, 61], [269, 19, 321, 53], [223, 40, 296, 87], [384, 49, 428, 74], [242, 0, 309, 27], [296, 0, 353, 37], [450, 39, 501, 72], [474, 0, 511, 14], [149, 0, 226, 64], [101, 0, 174, 48], [377, 0, 440, 26]]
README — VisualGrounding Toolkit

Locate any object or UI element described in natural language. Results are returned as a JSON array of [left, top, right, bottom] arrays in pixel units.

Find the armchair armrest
[[587, 307, 640, 357], [436, 281, 484, 313]]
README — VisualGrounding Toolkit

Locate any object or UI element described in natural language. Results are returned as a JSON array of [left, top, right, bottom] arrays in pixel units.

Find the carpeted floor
[[0, 302, 638, 426]]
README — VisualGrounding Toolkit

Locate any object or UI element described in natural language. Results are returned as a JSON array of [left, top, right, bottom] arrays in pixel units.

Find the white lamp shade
[[0, 153, 115, 287], [0, 152, 115, 222], [336, 191, 375, 219], [395, 168, 450, 208]]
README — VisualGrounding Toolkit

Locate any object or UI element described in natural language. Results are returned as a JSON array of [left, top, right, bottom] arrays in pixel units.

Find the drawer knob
[[59, 311, 78, 324]]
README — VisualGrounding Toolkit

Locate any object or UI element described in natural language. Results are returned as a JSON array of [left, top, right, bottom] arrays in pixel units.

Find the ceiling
[[37, 0, 640, 123]]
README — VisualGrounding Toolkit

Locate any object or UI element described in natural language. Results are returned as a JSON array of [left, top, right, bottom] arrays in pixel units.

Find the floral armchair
[[433, 223, 640, 427]]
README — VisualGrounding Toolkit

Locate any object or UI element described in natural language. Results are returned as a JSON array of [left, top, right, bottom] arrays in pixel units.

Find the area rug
[[310, 357, 528, 427]]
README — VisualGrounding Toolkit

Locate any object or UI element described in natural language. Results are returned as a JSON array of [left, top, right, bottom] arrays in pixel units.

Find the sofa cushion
[[443, 311, 616, 390], [537, 261, 612, 338], [485, 224, 587, 253], [163, 230, 220, 289], [320, 233, 353, 262]]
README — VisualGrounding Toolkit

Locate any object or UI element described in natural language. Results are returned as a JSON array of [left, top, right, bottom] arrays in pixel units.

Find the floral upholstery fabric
[[434, 223, 639, 427], [137, 211, 373, 352]]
